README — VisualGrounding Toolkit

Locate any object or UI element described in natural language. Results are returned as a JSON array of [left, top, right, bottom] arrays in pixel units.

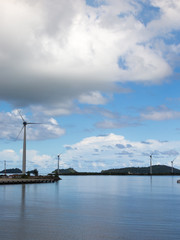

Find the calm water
[[0, 176, 180, 240]]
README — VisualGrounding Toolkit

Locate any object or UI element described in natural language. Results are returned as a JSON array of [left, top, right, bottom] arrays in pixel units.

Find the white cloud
[[0, 149, 20, 171], [0, 109, 65, 140], [141, 105, 180, 121], [1, 133, 180, 173], [96, 120, 128, 129], [95, 111, 140, 129], [0, 148, 58, 174], [92, 161, 106, 168], [62, 133, 180, 171], [78, 91, 107, 105], [30, 101, 76, 116], [0, 149, 19, 162], [25, 150, 55, 173], [0, 148, 65, 174], [0, 0, 178, 109], [149, 0, 180, 34]]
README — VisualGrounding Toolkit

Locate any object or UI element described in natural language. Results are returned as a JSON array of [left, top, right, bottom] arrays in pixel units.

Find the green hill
[[52, 168, 78, 175], [52, 165, 180, 175], [0, 168, 22, 174], [101, 165, 180, 175]]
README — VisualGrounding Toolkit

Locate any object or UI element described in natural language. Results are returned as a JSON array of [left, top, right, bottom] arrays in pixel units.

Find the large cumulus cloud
[[0, 0, 179, 111], [62, 133, 180, 171]]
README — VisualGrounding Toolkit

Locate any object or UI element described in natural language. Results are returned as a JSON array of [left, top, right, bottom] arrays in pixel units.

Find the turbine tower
[[4, 160, 6, 176], [18, 112, 40, 174], [171, 158, 176, 174], [57, 154, 61, 175], [150, 154, 152, 175]]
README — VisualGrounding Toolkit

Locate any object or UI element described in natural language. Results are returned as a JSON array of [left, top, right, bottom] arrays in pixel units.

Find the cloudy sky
[[0, 0, 180, 173]]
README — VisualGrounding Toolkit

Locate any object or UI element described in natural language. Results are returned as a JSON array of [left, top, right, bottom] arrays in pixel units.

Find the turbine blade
[[18, 111, 25, 122], [27, 122, 42, 125], [15, 126, 24, 141]]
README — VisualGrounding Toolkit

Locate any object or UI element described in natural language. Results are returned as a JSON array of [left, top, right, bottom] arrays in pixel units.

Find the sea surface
[[0, 175, 180, 240]]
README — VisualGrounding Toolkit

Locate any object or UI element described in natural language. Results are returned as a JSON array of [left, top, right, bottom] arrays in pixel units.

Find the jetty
[[0, 177, 60, 185]]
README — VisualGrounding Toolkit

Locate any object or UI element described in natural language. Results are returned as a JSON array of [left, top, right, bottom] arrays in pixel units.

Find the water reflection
[[1, 176, 180, 240], [150, 175, 152, 191], [21, 184, 25, 218]]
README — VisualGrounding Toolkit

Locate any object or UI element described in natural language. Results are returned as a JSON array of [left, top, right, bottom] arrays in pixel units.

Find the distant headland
[[52, 165, 180, 175], [0, 168, 22, 174], [1, 165, 180, 176]]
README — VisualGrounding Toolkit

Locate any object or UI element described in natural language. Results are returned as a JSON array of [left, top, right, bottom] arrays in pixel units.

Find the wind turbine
[[171, 158, 176, 174], [4, 160, 6, 176], [150, 154, 153, 175], [18, 112, 41, 175], [0, 160, 10, 176], [57, 154, 62, 175]]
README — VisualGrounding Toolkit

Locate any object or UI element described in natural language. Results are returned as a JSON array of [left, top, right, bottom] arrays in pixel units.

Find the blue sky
[[0, 0, 180, 173]]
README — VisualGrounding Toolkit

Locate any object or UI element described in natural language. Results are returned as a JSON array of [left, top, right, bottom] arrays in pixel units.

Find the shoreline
[[0, 177, 60, 185], [57, 173, 180, 176]]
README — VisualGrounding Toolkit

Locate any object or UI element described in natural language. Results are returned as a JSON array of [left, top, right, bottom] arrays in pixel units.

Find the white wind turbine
[[150, 154, 153, 175], [171, 158, 176, 174], [17, 112, 41, 174], [57, 154, 61, 175]]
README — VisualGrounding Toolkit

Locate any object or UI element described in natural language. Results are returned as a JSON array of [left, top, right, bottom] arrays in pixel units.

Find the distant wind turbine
[[57, 154, 61, 175], [150, 154, 153, 175], [4, 160, 6, 176], [17, 112, 41, 175], [171, 158, 176, 174]]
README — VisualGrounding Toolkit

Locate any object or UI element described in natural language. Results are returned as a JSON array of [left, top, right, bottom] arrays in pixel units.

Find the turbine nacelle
[[23, 121, 27, 126]]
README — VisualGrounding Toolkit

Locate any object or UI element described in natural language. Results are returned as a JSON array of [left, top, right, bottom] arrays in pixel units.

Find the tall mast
[[57, 154, 60, 175], [22, 122, 27, 174], [150, 155, 152, 175]]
